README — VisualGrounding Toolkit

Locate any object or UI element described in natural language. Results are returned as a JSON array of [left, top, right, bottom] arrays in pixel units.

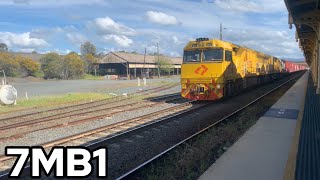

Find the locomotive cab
[[181, 38, 234, 100]]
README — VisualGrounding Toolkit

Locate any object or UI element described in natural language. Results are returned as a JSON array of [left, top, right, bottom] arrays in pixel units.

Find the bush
[[0, 52, 20, 77], [17, 56, 41, 77], [40, 52, 63, 79], [83, 53, 98, 74], [62, 53, 86, 79]]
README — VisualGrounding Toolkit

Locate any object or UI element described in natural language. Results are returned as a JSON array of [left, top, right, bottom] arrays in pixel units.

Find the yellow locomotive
[[181, 38, 283, 100]]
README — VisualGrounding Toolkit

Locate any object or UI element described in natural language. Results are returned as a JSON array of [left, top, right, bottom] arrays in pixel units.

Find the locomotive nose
[[191, 84, 206, 94]]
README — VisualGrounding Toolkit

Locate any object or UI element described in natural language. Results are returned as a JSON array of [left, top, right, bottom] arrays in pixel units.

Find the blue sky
[[0, 0, 304, 59]]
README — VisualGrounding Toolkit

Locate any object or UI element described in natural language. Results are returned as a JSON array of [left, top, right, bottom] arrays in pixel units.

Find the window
[[225, 50, 232, 61], [203, 49, 223, 61], [183, 50, 201, 62]]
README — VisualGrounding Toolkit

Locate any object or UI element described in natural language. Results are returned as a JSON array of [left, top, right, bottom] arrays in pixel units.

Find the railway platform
[[199, 72, 310, 180]]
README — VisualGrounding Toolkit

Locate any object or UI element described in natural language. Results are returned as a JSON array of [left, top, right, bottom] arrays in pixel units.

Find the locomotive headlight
[[216, 84, 221, 89]]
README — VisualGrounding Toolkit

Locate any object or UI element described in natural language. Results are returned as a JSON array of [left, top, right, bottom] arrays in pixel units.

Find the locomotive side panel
[[181, 38, 283, 101]]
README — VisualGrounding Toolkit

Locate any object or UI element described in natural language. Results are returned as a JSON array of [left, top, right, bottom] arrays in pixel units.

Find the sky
[[0, 0, 304, 59]]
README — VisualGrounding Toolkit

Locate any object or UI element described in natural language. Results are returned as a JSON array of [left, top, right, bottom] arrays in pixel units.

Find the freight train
[[181, 38, 306, 100]]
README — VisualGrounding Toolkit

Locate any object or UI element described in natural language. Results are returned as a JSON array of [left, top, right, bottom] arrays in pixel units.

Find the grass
[[0, 92, 112, 113], [82, 74, 105, 80]]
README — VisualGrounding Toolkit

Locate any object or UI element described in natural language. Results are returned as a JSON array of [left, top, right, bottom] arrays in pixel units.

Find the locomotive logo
[[194, 65, 208, 75]]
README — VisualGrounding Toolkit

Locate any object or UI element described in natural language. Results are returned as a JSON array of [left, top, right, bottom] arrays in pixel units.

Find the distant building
[[98, 52, 182, 78]]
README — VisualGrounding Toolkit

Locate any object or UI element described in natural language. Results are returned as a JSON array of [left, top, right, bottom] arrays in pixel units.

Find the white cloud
[[0, 32, 48, 48], [30, 26, 87, 47], [92, 16, 136, 36], [224, 29, 301, 58], [214, 0, 261, 13], [0, 0, 107, 6], [66, 33, 86, 45], [102, 35, 133, 47], [214, 0, 286, 13], [19, 48, 35, 53], [52, 49, 71, 55], [146, 11, 181, 25]]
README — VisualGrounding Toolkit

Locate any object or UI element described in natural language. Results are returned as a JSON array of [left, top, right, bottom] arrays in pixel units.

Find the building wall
[[98, 62, 181, 78]]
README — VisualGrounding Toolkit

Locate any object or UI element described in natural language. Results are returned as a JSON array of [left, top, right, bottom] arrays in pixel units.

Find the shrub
[[17, 56, 41, 77], [62, 53, 86, 79], [0, 52, 20, 77], [40, 52, 63, 79]]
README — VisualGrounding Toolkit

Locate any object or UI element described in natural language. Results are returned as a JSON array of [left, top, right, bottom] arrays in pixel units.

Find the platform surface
[[199, 72, 308, 180]]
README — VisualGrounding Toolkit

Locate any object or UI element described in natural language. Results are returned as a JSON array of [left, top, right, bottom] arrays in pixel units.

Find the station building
[[97, 52, 182, 78]]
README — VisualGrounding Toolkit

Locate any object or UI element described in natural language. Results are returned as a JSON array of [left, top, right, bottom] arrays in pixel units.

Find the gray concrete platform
[[199, 72, 309, 180]]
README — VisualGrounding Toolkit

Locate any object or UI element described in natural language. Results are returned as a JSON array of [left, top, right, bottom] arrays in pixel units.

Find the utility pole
[[143, 48, 146, 78], [157, 43, 160, 78], [220, 23, 222, 40]]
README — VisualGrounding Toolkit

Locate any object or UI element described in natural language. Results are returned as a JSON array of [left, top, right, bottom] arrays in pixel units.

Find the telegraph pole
[[143, 48, 146, 77], [220, 23, 222, 40], [157, 43, 160, 78]]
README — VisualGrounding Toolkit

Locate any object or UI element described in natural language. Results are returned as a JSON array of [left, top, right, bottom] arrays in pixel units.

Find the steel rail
[[116, 72, 303, 180], [0, 84, 178, 122], [0, 94, 182, 132], [0, 100, 199, 176]]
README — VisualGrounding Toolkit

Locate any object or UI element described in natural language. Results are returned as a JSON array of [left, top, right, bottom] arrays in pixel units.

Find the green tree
[[154, 55, 174, 77], [62, 52, 86, 79], [0, 43, 8, 52], [40, 52, 62, 79], [80, 41, 96, 57]]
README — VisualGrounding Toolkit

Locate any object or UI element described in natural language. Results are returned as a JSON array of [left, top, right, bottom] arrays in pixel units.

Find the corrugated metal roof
[[99, 52, 182, 65]]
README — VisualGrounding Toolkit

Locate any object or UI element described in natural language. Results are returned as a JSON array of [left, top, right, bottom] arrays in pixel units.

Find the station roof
[[285, 0, 319, 65], [99, 52, 182, 65]]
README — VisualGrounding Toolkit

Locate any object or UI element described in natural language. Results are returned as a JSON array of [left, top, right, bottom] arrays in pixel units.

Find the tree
[[154, 55, 174, 77], [0, 43, 8, 52], [0, 52, 20, 77], [84, 53, 98, 75], [62, 52, 86, 79], [80, 41, 96, 57], [18, 56, 41, 77], [40, 52, 63, 79]]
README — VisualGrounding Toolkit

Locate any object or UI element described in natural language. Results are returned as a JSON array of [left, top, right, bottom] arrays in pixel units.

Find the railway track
[[0, 73, 304, 178], [0, 83, 179, 122], [0, 99, 202, 174], [0, 93, 184, 141], [116, 72, 304, 180]]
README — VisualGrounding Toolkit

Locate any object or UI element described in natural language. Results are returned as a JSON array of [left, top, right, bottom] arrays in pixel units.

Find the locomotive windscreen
[[203, 49, 223, 61], [183, 50, 201, 62]]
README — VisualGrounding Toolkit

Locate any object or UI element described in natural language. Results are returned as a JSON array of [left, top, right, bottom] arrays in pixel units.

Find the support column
[[315, 53, 318, 84], [317, 25, 320, 94], [134, 64, 136, 78], [317, 41, 320, 94]]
